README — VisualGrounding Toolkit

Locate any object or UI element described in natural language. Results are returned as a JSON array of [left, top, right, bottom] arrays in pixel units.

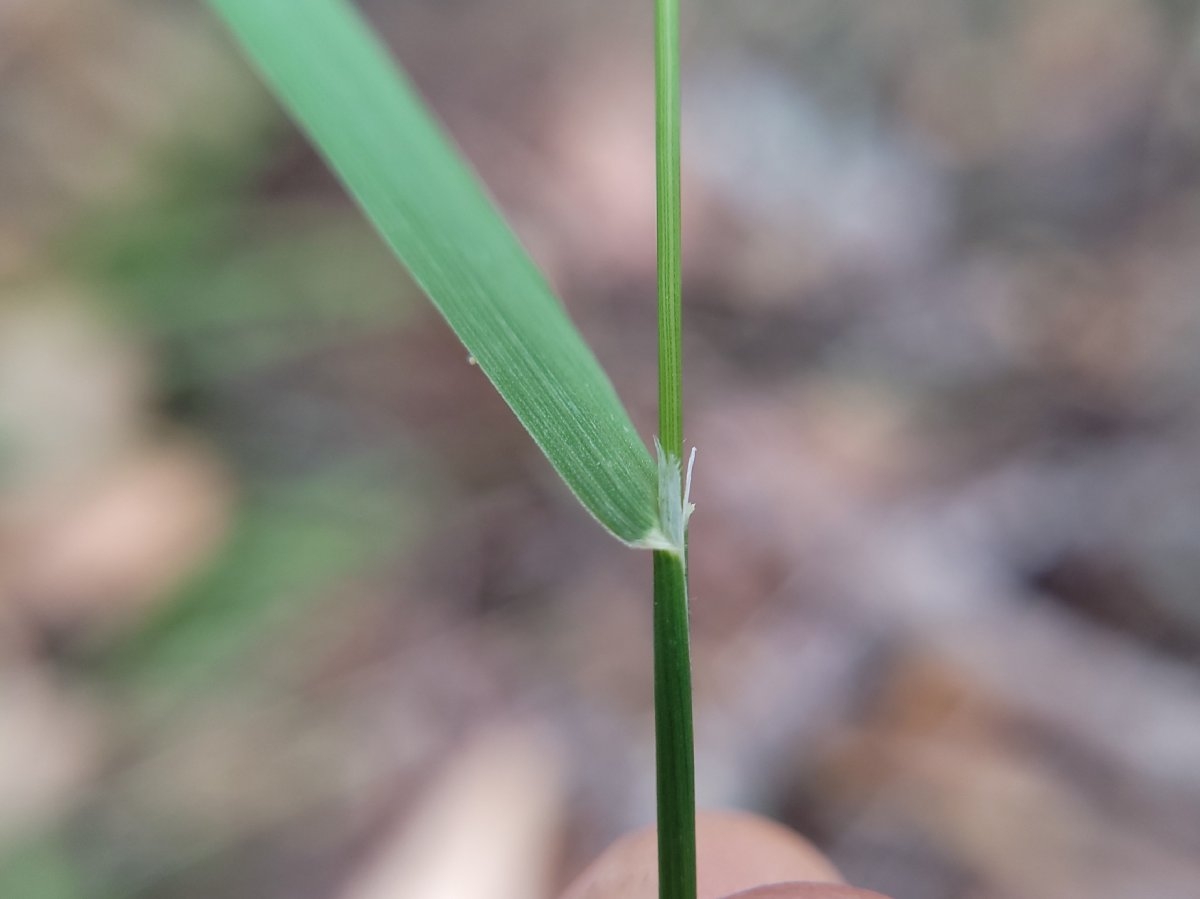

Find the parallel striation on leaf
[[207, 0, 664, 546]]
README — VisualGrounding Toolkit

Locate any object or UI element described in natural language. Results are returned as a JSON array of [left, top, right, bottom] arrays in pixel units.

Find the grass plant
[[652, 1, 697, 897], [208, 1, 698, 895]]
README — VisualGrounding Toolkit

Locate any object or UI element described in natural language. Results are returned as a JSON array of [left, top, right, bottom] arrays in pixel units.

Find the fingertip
[[694, 810, 843, 894], [559, 809, 845, 899], [724, 885, 892, 899]]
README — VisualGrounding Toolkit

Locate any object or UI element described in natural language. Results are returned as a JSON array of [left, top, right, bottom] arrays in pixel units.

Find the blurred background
[[3, 1, 1200, 897]]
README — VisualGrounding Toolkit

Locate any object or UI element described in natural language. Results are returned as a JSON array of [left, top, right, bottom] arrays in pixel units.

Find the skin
[[559, 810, 891, 899]]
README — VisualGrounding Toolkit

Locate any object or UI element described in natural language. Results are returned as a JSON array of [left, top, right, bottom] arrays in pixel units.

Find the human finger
[[559, 809, 874, 899]]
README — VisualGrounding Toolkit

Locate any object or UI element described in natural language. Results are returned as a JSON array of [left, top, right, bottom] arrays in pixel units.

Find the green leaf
[[206, 0, 665, 547]]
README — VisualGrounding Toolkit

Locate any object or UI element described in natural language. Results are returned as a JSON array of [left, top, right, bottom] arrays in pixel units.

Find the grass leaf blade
[[206, 0, 662, 546]]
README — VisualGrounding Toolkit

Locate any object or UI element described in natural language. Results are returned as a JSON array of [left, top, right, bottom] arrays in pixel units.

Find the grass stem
[[653, 1, 695, 898], [653, 548, 695, 899], [656, 0, 683, 459]]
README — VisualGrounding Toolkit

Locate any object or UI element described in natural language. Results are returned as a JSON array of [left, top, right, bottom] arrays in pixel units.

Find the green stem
[[656, 0, 683, 459], [653, 549, 695, 899], [653, 1, 694, 898]]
